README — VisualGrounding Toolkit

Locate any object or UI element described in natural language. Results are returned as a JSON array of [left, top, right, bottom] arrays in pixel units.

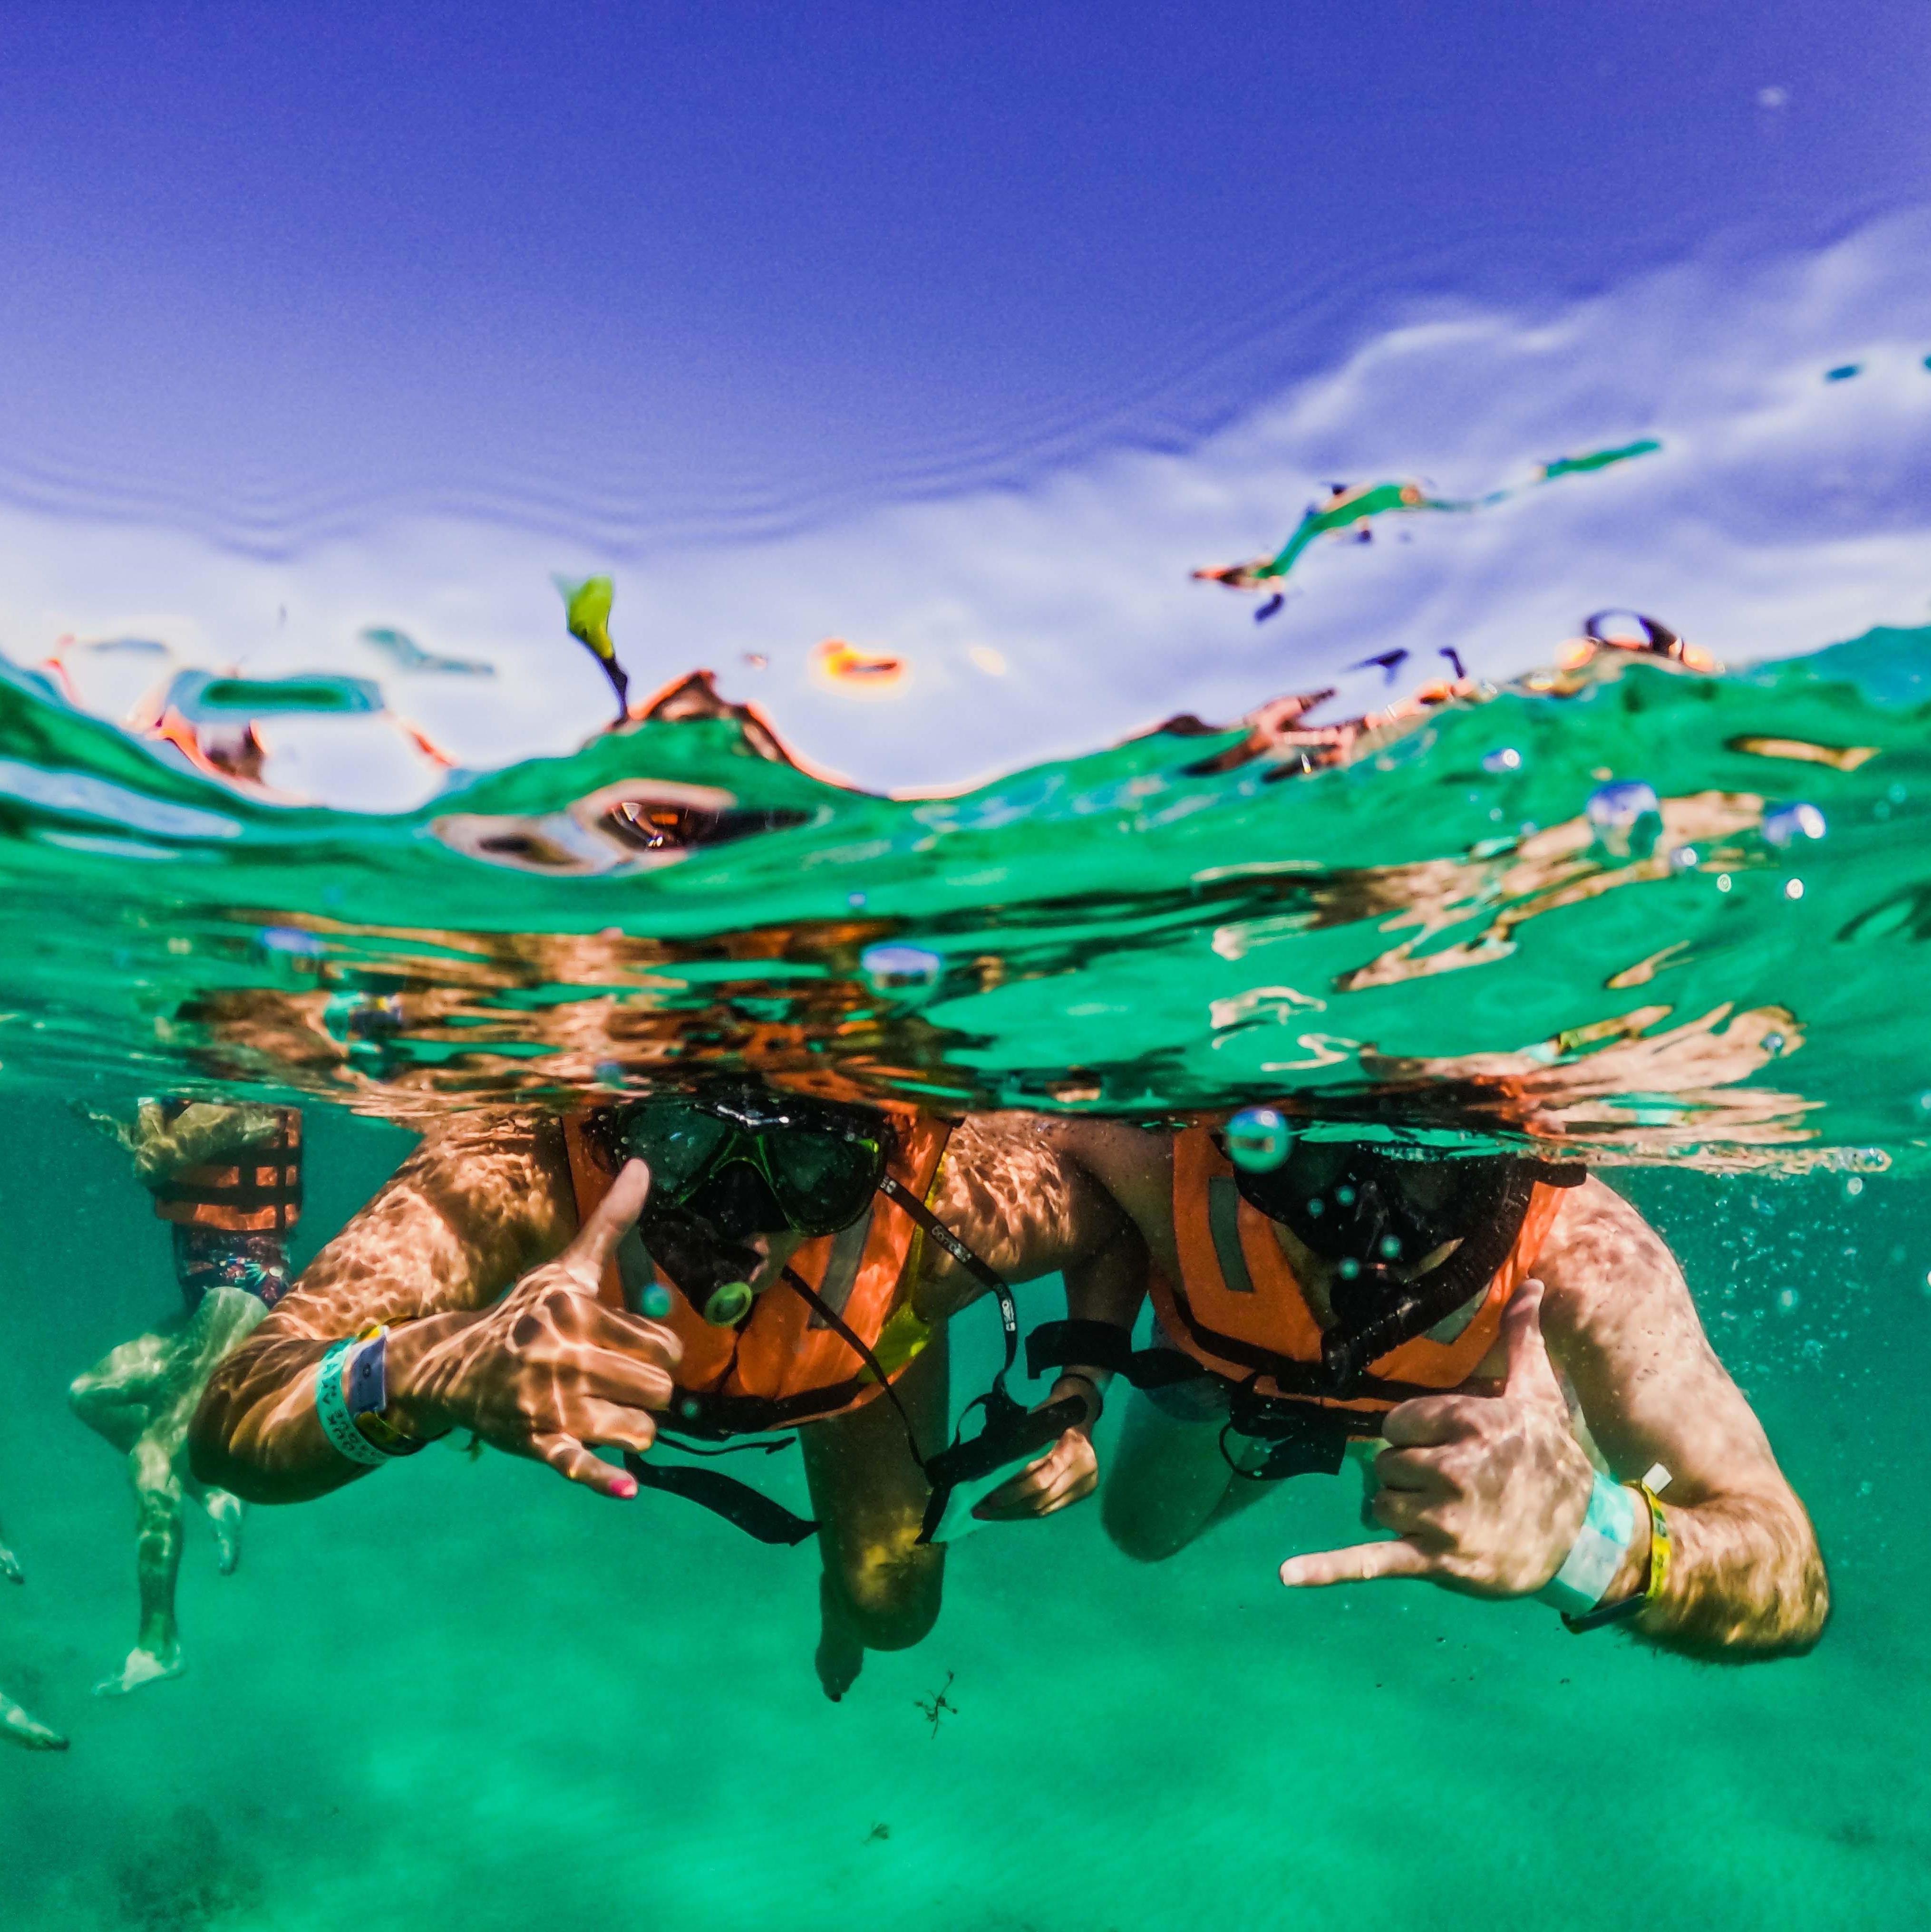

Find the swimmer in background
[[70, 1099, 303, 1694], [0, 1508, 66, 1749]]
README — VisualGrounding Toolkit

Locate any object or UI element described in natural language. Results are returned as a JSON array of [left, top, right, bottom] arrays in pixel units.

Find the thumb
[[556, 1158, 651, 1294], [1501, 1278, 1566, 1411]]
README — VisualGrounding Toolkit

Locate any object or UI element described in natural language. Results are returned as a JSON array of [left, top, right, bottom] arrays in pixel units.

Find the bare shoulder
[[926, 1112, 1128, 1285], [1039, 1115, 1172, 1212], [1533, 1177, 1690, 1331]]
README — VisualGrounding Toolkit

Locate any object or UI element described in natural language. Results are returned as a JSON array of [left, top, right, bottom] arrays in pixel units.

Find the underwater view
[[4, 8, 1931, 1929]]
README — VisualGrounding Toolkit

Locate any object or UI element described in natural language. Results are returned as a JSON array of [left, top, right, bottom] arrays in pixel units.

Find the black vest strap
[[621, 1451, 818, 1546], [1025, 1319, 1209, 1390]]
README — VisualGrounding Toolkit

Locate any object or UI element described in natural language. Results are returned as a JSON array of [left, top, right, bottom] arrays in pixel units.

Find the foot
[[93, 1645, 185, 1698], [203, 1490, 246, 1574], [1, 1698, 68, 1750], [815, 1620, 865, 1703]]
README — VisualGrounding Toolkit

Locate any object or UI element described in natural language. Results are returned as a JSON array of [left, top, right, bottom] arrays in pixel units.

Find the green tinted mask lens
[[765, 1130, 885, 1235], [619, 1103, 734, 1201]]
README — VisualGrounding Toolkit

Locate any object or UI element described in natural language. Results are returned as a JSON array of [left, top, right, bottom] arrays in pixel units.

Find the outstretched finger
[[529, 1429, 639, 1499], [554, 1159, 652, 1295], [1279, 1537, 1435, 1588]]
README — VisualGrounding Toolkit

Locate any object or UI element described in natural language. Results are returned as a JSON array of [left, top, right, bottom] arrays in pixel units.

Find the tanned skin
[[1045, 1118, 1828, 1662], [192, 1111, 1144, 1699]]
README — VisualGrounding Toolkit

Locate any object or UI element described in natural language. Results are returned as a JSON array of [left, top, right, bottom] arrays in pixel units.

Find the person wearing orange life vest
[[1031, 1113, 1829, 1659], [191, 1088, 1144, 1701], [70, 1099, 302, 1695]]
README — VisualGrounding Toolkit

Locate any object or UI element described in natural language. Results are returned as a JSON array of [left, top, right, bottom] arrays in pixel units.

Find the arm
[[938, 1115, 1151, 1520], [1280, 1181, 1828, 1662], [1537, 1180, 1828, 1660], [190, 1114, 577, 1501]]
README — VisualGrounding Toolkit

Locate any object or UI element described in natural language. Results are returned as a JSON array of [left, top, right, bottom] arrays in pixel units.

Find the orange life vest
[[1154, 1127, 1565, 1426], [563, 1107, 951, 1434], [152, 1106, 304, 1235]]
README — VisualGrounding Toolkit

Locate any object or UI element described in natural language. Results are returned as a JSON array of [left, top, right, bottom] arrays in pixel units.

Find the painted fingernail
[[611, 1474, 638, 1499]]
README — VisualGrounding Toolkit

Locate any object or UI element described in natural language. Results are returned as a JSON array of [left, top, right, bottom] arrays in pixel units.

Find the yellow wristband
[[1638, 1482, 1671, 1604]]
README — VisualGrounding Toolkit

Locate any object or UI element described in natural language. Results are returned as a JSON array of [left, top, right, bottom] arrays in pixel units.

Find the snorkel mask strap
[[876, 1173, 1021, 1397]]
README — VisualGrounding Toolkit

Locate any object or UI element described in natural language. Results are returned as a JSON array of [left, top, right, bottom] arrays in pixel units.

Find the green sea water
[[0, 622, 1929, 1927]]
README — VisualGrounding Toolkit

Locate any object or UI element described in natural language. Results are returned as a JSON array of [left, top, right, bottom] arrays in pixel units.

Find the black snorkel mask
[[1224, 1118, 1584, 1392], [597, 1085, 1080, 1544], [605, 1086, 891, 1326]]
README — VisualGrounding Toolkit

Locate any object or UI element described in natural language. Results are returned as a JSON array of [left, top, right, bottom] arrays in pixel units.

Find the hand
[[1279, 1279, 1596, 1597], [971, 1377, 1101, 1522], [384, 1159, 682, 1499]]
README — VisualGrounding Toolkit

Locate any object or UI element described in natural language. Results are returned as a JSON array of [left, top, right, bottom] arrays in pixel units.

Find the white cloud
[[2, 210, 1927, 802]]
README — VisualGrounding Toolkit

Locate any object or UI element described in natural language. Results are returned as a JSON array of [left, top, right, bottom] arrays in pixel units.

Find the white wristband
[[1535, 1474, 1639, 1613], [314, 1335, 390, 1468]]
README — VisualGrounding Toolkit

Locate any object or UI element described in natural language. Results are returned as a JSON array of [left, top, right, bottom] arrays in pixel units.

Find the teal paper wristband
[[314, 1336, 391, 1468], [1534, 1473, 1639, 1614]]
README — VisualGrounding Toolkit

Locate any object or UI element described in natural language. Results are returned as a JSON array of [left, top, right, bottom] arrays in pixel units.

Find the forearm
[[191, 1312, 480, 1502], [1059, 1221, 1150, 1416], [1608, 1488, 1828, 1661], [190, 1113, 571, 1500]]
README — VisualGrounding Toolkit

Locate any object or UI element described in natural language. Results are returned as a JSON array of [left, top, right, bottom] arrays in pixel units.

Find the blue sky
[[2, 3, 1927, 550]]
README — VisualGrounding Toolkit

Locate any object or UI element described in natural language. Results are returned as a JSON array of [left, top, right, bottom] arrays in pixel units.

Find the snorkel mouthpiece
[[639, 1204, 765, 1328], [700, 1280, 756, 1327]]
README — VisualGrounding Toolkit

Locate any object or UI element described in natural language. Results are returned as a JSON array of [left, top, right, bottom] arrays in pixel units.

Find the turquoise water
[[0, 574, 1928, 1925], [1, 1105, 1926, 1928]]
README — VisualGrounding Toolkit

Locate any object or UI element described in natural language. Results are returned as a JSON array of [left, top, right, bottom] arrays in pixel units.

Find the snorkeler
[[190, 1093, 1141, 1700], [0, 1512, 66, 1749], [70, 1100, 303, 1694], [1029, 1116, 1828, 1658]]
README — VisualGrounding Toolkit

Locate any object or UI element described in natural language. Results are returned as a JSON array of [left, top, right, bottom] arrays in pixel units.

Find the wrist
[[1534, 1471, 1641, 1614], [1051, 1369, 1106, 1429], [378, 1312, 471, 1441]]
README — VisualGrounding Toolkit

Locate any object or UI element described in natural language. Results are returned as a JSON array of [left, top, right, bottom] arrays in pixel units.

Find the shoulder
[[1534, 1178, 1684, 1297], [1040, 1115, 1173, 1200], [1532, 1175, 1703, 1359]]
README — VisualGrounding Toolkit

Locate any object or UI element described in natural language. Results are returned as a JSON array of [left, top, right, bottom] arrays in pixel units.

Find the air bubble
[[1379, 1235, 1403, 1260], [1337, 1258, 1361, 1281], [679, 1397, 701, 1420], [261, 925, 327, 957], [1776, 1287, 1801, 1314], [641, 1283, 673, 1318], [860, 943, 943, 992], [1335, 1184, 1357, 1207], [1226, 1107, 1293, 1172], [1717, 875, 1733, 893], [1763, 802, 1827, 848], [1585, 780, 1662, 860], [1784, 879, 1805, 900], [1763, 1033, 1786, 1055], [1844, 1177, 1865, 1200], [1669, 845, 1700, 872], [1481, 747, 1523, 774]]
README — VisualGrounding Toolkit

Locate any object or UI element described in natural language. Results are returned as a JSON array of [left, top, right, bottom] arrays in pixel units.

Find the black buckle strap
[[1025, 1318, 1208, 1390], [621, 1450, 819, 1546]]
